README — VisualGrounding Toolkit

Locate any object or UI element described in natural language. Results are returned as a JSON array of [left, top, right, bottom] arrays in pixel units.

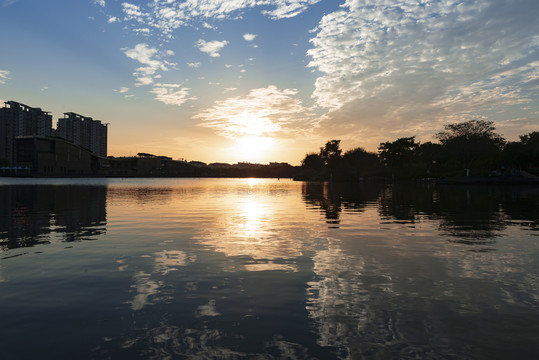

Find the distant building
[[57, 112, 108, 157], [15, 136, 100, 176], [208, 162, 232, 169], [188, 161, 207, 168], [0, 101, 53, 165]]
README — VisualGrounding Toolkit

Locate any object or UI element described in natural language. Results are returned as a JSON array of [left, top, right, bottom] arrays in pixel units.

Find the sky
[[0, 0, 538, 165]]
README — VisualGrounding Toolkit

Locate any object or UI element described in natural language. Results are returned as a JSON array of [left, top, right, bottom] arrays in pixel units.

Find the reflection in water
[[0, 185, 107, 250], [129, 271, 164, 311], [128, 250, 193, 311], [1, 179, 538, 359], [303, 183, 539, 359], [302, 182, 380, 228], [377, 184, 539, 242], [195, 182, 310, 272]]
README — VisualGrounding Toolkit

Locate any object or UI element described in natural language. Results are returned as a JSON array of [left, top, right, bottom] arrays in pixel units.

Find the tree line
[[297, 120, 539, 181]]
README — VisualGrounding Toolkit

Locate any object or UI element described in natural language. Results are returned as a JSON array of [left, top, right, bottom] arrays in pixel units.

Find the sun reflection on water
[[195, 185, 307, 272]]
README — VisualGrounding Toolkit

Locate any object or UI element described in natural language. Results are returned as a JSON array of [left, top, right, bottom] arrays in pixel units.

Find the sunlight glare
[[232, 136, 276, 162]]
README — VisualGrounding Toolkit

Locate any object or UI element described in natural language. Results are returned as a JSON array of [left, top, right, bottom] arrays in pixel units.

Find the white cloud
[[94, 0, 105, 7], [187, 62, 200, 68], [151, 84, 194, 107], [262, 0, 321, 19], [123, 43, 171, 86], [135, 76, 154, 87], [133, 28, 150, 34], [122, 3, 147, 22], [0, 70, 10, 84], [115, 87, 130, 93], [195, 39, 228, 58], [107, 16, 119, 23], [243, 33, 257, 41], [195, 85, 315, 139], [307, 0, 539, 147], [118, 0, 321, 36]]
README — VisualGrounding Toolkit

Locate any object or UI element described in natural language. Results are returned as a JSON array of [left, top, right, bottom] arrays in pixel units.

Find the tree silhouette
[[378, 136, 419, 167], [301, 153, 324, 169], [319, 140, 342, 169], [435, 120, 505, 176]]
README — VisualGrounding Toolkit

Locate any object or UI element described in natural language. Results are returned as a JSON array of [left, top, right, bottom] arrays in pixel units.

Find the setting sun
[[231, 136, 276, 162]]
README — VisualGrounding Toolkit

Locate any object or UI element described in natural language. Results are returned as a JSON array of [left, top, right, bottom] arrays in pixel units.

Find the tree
[[319, 140, 342, 168], [301, 153, 324, 169], [435, 120, 505, 175], [340, 147, 380, 180], [377, 136, 419, 167], [504, 131, 539, 171]]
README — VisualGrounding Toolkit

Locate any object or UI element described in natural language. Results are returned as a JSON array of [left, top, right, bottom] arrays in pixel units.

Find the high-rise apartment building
[[57, 112, 108, 157], [0, 101, 53, 164]]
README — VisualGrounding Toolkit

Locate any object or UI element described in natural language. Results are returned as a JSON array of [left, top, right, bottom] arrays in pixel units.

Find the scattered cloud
[[195, 39, 228, 58], [94, 0, 105, 7], [122, 3, 146, 20], [0, 70, 10, 84], [243, 33, 257, 42], [123, 43, 171, 86], [117, 1, 322, 37], [114, 87, 130, 93], [150, 83, 195, 107], [133, 28, 150, 35], [107, 16, 119, 23], [307, 0, 539, 146], [195, 85, 315, 140], [187, 62, 200, 68], [40, 86, 48, 91]]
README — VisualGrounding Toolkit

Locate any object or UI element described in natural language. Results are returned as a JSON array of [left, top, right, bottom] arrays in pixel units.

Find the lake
[[0, 178, 538, 359]]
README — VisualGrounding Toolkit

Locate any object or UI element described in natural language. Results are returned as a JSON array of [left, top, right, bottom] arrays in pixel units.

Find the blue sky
[[1, 0, 538, 164]]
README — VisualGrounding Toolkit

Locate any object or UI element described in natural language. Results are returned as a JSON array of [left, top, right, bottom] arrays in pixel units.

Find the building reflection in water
[[0, 185, 107, 251]]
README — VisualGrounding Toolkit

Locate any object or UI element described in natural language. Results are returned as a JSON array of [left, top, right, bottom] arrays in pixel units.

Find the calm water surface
[[0, 178, 538, 359]]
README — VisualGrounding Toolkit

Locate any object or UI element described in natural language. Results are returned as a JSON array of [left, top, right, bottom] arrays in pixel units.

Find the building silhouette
[[0, 101, 53, 164], [56, 112, 108, 157]]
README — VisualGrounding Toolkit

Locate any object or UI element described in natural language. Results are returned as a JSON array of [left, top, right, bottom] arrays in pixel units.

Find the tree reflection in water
[[303, 182, 539, 359]]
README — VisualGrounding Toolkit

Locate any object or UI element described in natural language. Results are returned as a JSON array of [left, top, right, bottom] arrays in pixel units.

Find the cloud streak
[[0, 70, 10, 84]]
